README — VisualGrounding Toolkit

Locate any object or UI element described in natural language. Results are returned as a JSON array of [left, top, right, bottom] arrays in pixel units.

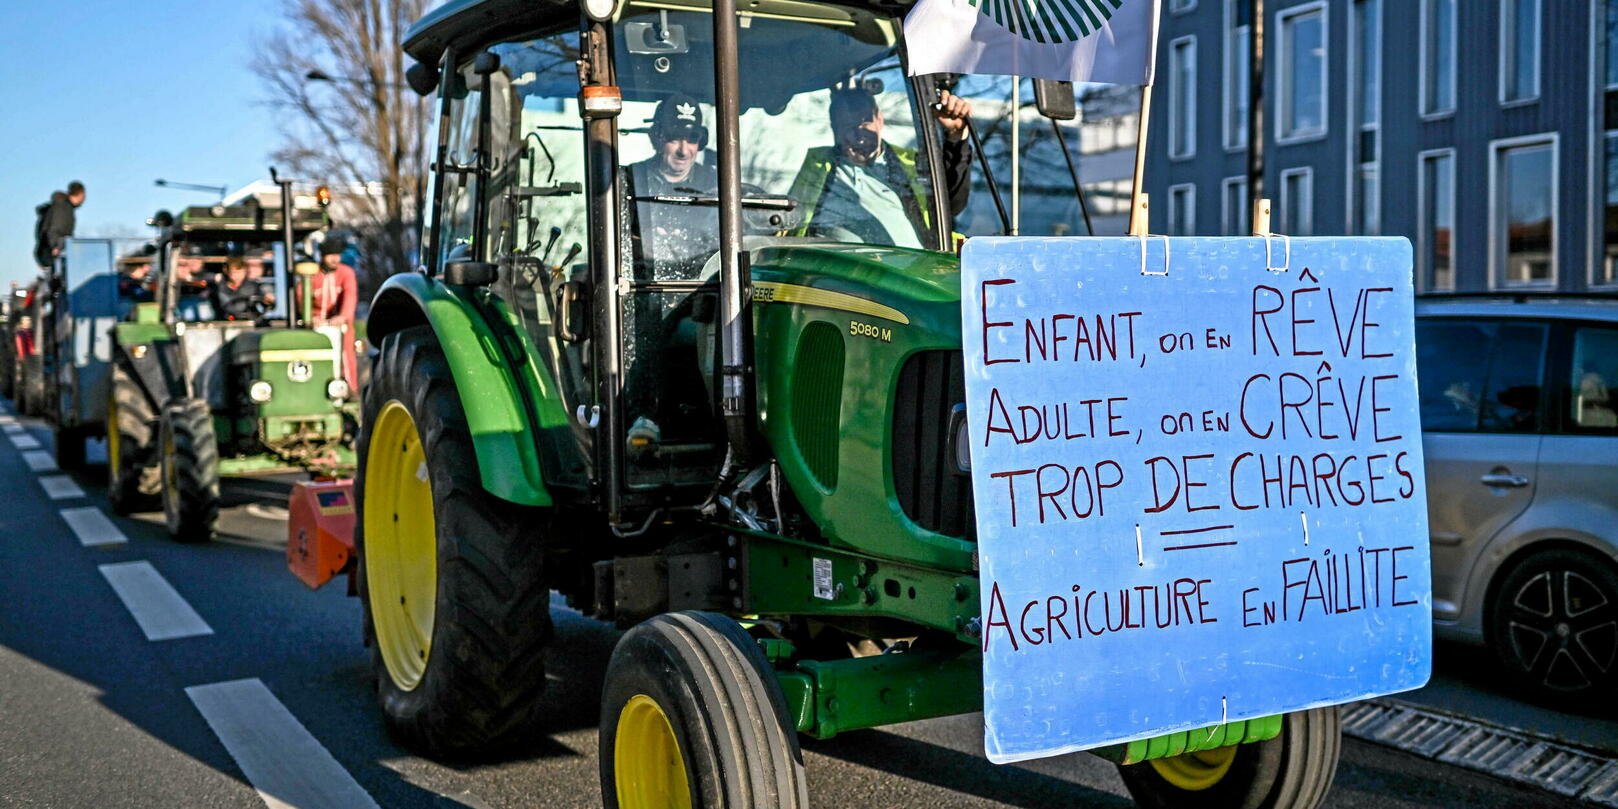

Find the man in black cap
[[628, 94, 719, 278]]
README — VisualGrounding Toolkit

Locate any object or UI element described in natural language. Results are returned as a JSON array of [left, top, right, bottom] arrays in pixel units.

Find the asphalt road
[[0, 406, 1591, 808]]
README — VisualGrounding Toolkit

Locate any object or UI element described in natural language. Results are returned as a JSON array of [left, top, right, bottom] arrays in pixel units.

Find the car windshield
[[614, 0, 936, 281]]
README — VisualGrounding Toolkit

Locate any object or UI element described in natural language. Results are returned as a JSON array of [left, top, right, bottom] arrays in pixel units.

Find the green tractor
[[335, 0, 1341, 806], [109, 185, 357, 540]]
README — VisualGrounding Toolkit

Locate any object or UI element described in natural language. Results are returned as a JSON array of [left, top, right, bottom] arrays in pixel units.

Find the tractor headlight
[[249, 380, 274, 403], [326, 379, 350, 400]]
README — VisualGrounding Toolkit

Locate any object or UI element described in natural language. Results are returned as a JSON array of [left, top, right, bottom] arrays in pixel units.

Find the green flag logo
[[970, 0, 1126, 44]]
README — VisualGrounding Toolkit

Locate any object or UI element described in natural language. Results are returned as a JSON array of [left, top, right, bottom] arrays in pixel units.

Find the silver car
[[1415, 295, 1618, 703]]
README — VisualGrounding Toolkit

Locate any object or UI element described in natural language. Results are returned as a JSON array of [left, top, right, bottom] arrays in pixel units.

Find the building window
[[1351, 0, 1380, 234], [1501, 0, 1541, 104], [1169, 184, 1197, 236], [1222, 177, 1249, 235], [1419, 150, 1456, 291], [1223, 0, 1251, 150], [1168, 37, 1197, 159], [1278, 3, 1327, 141], [1421, 0, 1456, 116], [1280, 167, 1314, 236], [1491, 136, 1557, 287]]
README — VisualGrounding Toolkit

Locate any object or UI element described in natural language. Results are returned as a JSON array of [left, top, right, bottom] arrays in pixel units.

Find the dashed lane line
[[38, 474, 86, 500], [97, 562, 213, 641], [21, 450, 58, 472], [59, 506, 128, 547], [186, 679, 382, 809], [8, 433, 41, 450]]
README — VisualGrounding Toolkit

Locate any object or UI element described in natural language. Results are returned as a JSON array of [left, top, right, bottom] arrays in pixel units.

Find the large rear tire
[[107, 365, 161, 514], [357, 325, 552, 756], [20, 355, 43, 417], [159, 398, 219, 542], [600, 611, 809, 809], [1116, 707, 1341, 809]]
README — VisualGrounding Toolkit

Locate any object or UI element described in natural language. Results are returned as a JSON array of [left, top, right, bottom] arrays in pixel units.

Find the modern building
[[1146, 0, 1617, 294]]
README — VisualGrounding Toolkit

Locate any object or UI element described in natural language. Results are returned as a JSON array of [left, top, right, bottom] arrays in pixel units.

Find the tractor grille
[[791, 322, 844, 490], [892, 350, 974, 538]]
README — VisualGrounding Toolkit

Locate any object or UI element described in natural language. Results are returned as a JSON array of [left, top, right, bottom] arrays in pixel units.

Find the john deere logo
[[971, 0, 1126, 44]]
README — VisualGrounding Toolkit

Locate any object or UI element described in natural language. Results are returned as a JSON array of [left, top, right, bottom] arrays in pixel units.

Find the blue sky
[[0, 0, 286, 289]]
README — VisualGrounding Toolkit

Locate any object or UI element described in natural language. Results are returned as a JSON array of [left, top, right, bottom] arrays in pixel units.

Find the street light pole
[[154, 178, 229, 201]]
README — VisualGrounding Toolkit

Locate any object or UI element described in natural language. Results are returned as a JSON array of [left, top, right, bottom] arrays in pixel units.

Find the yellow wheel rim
[[363, 400, 438, 692], [615, 694, 692, 809], [1149, 745, 1239, 791]]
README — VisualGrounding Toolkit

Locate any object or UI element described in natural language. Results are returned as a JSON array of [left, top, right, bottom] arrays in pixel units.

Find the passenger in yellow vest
[[788, 88, 973, 247]]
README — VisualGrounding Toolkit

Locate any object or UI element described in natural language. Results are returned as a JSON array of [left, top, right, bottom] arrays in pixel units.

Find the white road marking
[[0, 414, 14, 424], [186, 679, 382, 809], [38, 475, 86, 500], [59, 506, 128, 547], [1, 423, 22, 434], [21, 450, 57, 471], [8, 433, 41, 450], [97, 562, 213, 641]]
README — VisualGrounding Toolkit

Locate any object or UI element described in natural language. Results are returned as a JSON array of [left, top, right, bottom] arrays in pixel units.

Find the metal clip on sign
[[1251, 197, 1290, 273], [1129, 192, 1169, 276]]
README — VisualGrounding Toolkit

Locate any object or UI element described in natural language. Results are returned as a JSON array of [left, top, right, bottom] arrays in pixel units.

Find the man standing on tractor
[[299, 240, 359, 392], [628, 94, 718, 277], [33, 181, 85, 270], [788, 89, 972, 246]]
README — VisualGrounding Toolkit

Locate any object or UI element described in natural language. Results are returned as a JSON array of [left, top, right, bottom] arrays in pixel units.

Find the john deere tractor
[[330, 0, 1343, 806], [108, 188, 357, 541]]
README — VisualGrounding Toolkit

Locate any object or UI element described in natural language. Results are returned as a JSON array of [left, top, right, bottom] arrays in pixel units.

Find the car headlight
[[326, 379, 350, 400], [249, 380, 274, 403]]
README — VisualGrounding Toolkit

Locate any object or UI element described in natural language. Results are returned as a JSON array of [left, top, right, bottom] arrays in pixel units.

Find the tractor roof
[[168, 204, 327, 242]]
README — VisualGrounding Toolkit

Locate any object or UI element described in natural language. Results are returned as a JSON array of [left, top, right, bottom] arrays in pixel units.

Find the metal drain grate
[[1343, 699, 1618, 806]]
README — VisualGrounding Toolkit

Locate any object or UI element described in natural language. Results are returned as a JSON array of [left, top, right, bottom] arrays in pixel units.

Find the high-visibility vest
[[787, 143, 932, 237]]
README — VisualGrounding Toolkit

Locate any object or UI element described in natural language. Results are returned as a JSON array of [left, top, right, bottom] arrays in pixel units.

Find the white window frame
[[1346, 0, 1383, 234], [1279, 167, 1315, 236], [1169, 183, 1197, 235], [1276, 1, 1329, 144], [1221, 176, 1249, 235], [1168, 36, 1198, 160], [1592, 0, 1618, 288], [1419, 0, 1457, 119], [1488, 132, 1559, 289], [1416, 148, 1457, 292], [1499, 0, 1542, 107], [1222, 0, 1251, 151]]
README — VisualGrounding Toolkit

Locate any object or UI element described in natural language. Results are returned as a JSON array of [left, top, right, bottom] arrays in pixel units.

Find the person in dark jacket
[[210, 256, 273, 321], [34, 182, 85, 269]]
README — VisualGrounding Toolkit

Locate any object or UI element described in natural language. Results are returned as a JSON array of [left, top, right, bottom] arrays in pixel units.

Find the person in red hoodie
[[298, 239, 359, 395]]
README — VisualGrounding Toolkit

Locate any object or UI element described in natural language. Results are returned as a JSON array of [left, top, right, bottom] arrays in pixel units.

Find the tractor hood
[[750, 243, 964, 338], [229, 329, 338, 365]]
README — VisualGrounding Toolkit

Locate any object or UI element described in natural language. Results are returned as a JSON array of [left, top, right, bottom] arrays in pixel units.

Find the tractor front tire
[[20, 356, 43, 416], [159, 398, 219, 542], [1116, 707, 1341, 809], [599, 611, 809, 809], [357, 325, 552, 757], [107, 365, 161, 514]]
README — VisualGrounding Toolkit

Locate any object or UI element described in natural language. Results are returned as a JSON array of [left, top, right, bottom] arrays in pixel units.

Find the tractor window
[[484, 35, 596, 485], [437, 65, 482, 266]]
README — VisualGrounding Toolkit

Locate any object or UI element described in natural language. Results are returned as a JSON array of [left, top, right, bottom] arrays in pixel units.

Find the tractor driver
[[787, 88, 973, 248], [628, 94, 719, 278], [210, 256, 274, 321]]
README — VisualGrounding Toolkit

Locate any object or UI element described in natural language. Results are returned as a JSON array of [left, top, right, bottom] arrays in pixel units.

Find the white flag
[[904, 0, 1159, 85]]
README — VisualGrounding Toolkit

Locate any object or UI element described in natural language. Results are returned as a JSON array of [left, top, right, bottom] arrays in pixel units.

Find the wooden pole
[[1128, 84, 1153, 236]]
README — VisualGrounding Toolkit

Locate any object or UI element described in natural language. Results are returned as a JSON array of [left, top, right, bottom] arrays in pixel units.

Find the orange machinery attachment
[[288, 479, 357, 590]]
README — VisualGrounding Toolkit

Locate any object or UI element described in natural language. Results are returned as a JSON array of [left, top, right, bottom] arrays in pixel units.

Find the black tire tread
[[163, 397, 219, 542], [108, 365, 161, 514], [357, 325, 552, 757], [1116, 706, 1340, 809]]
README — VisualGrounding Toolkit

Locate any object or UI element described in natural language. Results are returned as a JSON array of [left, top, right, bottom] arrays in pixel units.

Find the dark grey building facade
[[1146, 0, 1617, 294]]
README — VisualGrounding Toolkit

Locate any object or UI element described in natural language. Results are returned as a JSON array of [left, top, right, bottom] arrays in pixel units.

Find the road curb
[[1344, 699, 1618, 805]]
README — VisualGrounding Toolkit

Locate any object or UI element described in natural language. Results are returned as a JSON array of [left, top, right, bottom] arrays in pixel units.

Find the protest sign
[[960, 237, 1432, 764]]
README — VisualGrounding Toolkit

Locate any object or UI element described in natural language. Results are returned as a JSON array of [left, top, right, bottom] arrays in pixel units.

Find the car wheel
[[1488, 547, 1618, 704]]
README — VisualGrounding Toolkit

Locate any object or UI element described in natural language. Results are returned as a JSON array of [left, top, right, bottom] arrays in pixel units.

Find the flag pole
[[1128, 0, 1164, 237]]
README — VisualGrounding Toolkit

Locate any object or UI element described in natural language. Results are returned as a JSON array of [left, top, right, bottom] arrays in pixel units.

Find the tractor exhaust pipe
[[712, 0, 758, 466]]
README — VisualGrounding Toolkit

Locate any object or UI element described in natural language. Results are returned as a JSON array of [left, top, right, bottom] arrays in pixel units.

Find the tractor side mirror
[[406, 60, 440, 97], [472, 51, 502, 75], [1033, 79, 1077, 121], [444, 260, 498, 286]]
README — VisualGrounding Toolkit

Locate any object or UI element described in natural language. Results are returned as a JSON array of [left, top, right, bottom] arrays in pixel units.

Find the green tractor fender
[[367, 273, 552, 507]]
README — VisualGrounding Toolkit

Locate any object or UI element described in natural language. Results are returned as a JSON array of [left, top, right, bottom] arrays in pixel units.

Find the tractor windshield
[[615, 0, 938, 281]]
